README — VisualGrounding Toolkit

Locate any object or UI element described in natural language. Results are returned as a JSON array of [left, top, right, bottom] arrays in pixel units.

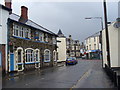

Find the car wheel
[[66, 63, 68, 66]]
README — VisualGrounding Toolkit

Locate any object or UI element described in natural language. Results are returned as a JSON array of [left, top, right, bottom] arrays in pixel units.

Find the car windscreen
[[67, 57, 76, 60]]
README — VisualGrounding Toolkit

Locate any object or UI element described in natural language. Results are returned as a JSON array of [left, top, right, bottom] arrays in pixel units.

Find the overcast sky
[[0, 0, 119, 42]]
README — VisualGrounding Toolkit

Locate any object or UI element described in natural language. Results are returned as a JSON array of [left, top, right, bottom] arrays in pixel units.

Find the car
[[66, 57, 78, 65]]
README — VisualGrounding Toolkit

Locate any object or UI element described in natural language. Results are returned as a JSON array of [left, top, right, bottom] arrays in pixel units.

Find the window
[[89, 38, 91, 43], [26, 49, 34, 62], [45, 34, 48, 42], [35, 50, 40, 62], [19, 27, 24, 37], [13, 25, 19, 36], [13, 24, 31, 39], [25, 28, 30, 38], [94, 44, 96, 50], [89, 45, 91, 50], [87, 46, 88, 50], [52, 37, 56, 44], [94, 37, 96, 42], [39, 32, 44, 41], [53, 50, 57, 61], [44, 49, 50, 62], [18, 49, 22, 63]]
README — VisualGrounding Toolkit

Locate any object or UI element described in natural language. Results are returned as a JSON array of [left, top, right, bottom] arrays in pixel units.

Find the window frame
[[44, 49, 51, 62]]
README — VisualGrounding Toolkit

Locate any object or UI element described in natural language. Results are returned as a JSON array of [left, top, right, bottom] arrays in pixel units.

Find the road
[[2, 60, 114, 88]]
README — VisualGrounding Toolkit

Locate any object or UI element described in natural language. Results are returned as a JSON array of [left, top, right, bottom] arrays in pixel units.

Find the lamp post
[[85, 17, 103, 65], [85, 17, 103, 30]]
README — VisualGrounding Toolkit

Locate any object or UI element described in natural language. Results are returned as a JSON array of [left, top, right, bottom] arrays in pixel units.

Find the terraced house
[[4, 1, 58, 72]]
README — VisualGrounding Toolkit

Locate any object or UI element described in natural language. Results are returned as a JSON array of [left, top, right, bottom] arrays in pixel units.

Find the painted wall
[[0, 7, 9, 44], [102, 22, 120, 67], [57, 37, 67, 62], [0, 52, 1, 66], [0, 6, 10, 72], [85, 36, 100, 50], [118, 24, 120, 67]]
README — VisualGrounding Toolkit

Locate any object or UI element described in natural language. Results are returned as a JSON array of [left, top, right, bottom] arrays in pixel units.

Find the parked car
[[66, 57, 78, 65]]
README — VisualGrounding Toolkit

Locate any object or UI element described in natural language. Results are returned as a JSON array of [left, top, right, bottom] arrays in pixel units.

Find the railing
[[104, 64, 120, 90]]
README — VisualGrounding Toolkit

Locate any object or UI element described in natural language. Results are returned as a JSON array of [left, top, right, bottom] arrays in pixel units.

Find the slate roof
[[57, 29, 66, 38], [9, 13, 57, 36]]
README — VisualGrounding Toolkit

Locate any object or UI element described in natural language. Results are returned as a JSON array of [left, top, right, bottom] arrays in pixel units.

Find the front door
[[10, 53, 14, 72]]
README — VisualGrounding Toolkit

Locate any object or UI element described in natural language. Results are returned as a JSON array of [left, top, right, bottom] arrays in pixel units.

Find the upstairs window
[[19, 27, 24, 37], [45, 34, 48, 42], [25, 28, 30, 39], [94, 37, 96, 42], [52, 37, 56, 44], [39, 32, 44, 41], [13, 24, 31, 39], [13, 25, 19, 36]]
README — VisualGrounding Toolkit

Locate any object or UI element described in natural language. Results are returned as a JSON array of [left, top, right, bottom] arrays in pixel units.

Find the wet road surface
[[2, 60, 114, 88]]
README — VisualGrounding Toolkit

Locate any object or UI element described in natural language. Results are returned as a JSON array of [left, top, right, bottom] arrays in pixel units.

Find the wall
[[102, 22, 119, 67], [108, 23, 118, 67], [0, 7, 9, 44], [0, 6, 10, 72], [102, 29, 107, 67], [57, 37, 66, 62], [118, 26, 120, 67], [85, 36, 100, 50]]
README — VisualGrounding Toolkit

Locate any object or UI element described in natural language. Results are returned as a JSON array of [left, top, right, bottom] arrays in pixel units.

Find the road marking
[[70, 69, 92, 90]]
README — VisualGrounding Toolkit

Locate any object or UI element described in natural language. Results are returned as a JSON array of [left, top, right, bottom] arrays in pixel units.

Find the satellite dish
[[113, 18, 120, 28]]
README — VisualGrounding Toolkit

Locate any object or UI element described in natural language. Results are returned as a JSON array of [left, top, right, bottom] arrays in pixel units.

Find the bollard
[[113, 71, 117, 87], [117, 75, 120, 90]]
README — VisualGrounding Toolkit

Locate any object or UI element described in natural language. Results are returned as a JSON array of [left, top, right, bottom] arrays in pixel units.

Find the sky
[[0, 0, 119, 42]]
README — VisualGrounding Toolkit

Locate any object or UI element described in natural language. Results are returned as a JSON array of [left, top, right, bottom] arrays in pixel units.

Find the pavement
[[2, 60, 115, 89]]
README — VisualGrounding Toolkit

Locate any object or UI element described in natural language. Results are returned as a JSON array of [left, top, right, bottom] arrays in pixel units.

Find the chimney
[[21, 6, 28, 20], [5, 0, 12, 9]]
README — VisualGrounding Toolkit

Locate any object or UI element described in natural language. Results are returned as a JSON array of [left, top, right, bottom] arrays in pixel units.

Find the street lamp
[[85, 17, 103, 30], [85, 16, 103, 65]]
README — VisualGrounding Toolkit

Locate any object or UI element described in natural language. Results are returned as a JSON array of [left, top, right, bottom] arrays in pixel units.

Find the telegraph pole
[[103, 0, 111, 68]]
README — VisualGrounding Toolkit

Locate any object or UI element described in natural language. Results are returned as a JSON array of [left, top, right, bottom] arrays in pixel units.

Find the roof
[[9, 13, 57, 36], [0, 4, 12, 11], [85, 32, 100, 40], [57, 29, 66, 37]]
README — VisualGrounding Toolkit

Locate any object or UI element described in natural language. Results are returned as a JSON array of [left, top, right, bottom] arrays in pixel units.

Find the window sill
[[44, 60, 50, 63]]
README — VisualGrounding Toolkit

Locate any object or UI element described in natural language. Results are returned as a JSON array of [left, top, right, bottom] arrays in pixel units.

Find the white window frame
[[25, 48, 34, 63], [39, 32, 44, 41], [34, 49, 40, 62], [44, 49, 51, 62], [25, 28, 30, 39], [15, 47, 24, 71], [45, 34, 48, 42], [53, 50, 57, 61], [52, 36, 56, 44], [13, 24, 19, 36], [34, 49, 40, 68]]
